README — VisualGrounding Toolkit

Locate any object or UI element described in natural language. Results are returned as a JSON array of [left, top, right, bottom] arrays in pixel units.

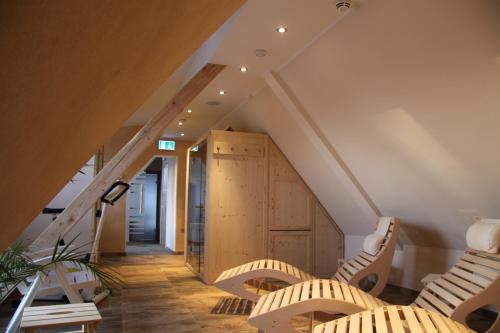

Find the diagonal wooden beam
[[30, 63, 225, 251]]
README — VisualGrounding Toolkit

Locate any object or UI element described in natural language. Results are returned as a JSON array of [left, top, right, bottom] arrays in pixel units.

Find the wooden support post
[[30, 63, 225, 251], [54, 263, 83, 303]]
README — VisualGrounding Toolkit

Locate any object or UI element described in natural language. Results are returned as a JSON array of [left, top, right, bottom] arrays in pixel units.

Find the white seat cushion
[[363, 233, 385, 256], [466, 219, 500, 254]]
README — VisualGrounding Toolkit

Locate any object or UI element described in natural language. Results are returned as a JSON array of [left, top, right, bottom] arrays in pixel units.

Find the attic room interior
[[0, 0, 499, 332]]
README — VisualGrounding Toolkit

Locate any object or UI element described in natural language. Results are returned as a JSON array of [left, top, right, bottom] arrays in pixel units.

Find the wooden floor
[[1, 253, 496, 332]]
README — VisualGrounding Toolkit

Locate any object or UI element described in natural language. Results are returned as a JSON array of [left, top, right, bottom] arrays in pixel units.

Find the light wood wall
[[99, 126, 192, 254], [267, 143, 344, 277], [0, 0, 244, 250], [187, 130, 344, 283]]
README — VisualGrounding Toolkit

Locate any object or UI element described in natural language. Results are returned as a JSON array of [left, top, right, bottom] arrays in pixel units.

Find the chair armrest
[[421, 273, 442, 286]]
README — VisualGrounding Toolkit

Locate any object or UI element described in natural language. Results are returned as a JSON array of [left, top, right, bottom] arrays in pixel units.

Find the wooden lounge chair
[[313, 305, 474, 333], [248, 219, 500, 333], [214, 217, 400, 302]]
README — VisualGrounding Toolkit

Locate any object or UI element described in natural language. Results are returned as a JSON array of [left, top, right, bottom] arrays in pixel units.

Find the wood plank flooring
[[1, 253, 496, 332]]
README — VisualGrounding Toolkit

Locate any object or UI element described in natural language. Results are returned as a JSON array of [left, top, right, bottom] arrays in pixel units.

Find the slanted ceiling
[[0, 0, 244, 250], [215, 0, 500, 249]]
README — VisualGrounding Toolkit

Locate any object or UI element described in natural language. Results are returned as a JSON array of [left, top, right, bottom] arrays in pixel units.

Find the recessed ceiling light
[[178, 121, 183, 126], [219, 90, 225, 95], [254, 48, 268, 57], [180, 133, 185, 137], [240, 66, 248, 72], [276, 26, 287, 34], [187, 109, 192, 113]]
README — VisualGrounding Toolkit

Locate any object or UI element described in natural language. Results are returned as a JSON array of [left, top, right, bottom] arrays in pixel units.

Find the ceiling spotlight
[[219, 90, 225, 95], [180, 133, 185, 137], [178, 121, 183, 126], [240, 66, 248, 72], [187, 109, 192, 113], [276, 26, 287, 34]]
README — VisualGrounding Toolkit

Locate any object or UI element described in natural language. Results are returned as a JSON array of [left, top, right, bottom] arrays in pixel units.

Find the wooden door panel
[[269, 231, 312, 273], [314, 202, 343, 278], [269, 144, 312, 230]]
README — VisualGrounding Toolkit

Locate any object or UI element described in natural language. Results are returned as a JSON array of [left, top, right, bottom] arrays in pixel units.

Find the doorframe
[[125, 155, 178, 249]]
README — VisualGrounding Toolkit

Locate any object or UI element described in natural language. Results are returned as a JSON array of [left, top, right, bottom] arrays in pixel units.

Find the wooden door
[[268, 144, 313, 230], [314, 202, 343, 278], [269, 231, 312, 273]]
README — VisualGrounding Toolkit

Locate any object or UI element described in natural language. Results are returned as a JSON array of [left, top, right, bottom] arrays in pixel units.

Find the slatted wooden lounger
[[214, 217, 400, 302], [313, 305, 474, 333], [248, 248, 500, 333]]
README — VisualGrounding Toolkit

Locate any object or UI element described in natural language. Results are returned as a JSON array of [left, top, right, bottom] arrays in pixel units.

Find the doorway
[[126, 156, 177, 253]]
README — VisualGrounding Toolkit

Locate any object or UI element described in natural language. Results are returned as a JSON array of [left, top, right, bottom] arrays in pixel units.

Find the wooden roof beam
[[30, 63, 225, 251]]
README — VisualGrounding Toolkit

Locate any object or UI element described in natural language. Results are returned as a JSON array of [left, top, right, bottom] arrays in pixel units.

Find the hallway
[[96, 254, 257, 333]]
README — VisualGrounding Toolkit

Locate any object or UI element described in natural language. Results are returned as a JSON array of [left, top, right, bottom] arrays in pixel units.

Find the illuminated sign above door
[[158, 140, 175, 151]]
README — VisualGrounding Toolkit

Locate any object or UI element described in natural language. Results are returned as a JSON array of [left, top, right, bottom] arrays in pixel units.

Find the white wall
[[214, 0, 500, 289], [18, 158, 95, 251], [162, 157, 178, 252]]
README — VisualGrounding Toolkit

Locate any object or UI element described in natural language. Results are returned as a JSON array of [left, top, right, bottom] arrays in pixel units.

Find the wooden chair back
[[414, 249, 500, 333], [333, 217, 400, 296]]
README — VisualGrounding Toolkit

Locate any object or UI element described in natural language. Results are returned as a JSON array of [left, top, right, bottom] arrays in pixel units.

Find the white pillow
[[375, 217, 392, 236], [363, 233, 385, 256], [465, 219, 500, 254]]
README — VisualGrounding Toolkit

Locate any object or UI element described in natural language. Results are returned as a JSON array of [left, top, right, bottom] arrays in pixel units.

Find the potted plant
[[0, 235, 122, 304]]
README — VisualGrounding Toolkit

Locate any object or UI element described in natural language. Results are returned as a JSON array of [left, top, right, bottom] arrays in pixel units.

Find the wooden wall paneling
[[268, 230, 313, 273], [206, 131, 268, 283], [0, 1, 245, 250], [268, 143, 313, 230], [313, 201, 344, 278]]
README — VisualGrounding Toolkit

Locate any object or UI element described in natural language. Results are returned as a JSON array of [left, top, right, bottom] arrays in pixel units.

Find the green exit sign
[[158, 140, 175, 151]]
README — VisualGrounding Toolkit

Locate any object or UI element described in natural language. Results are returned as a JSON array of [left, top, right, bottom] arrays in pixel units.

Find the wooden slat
[[312, 279, 321, 299], [261, 292, 276, 314], [418, 290, 453, 316], [300, 281, 311, 301], [353, 256, 371, 267], [331, 281, 344, 300], [252, 295, 266, 315], [281, 285, 294, 307], [401, 306, 423, 333], [449, 267, 490, 288], [348, 312, 360, 333], [434, 278, 473, 300], [290, 282, 302, 304], [359, 252, 376, 263], [349, 286, 366, 308], [428, 310, 453, 333], [455, 260, 498, 280], [340, 282, 354, 303], [387, 306, 404, 333], [361, 309, 373, 333], [374, 307, 388, 333], [322, 279, 332, 299], [442, 272, 482, 294], [348, 259, 365, 272], [462, 253, 500, 270], [414, 307, 438, 333], [426, 282, 462, 307], [336, 317, 348, 333], [270, 288, 285, 311]]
